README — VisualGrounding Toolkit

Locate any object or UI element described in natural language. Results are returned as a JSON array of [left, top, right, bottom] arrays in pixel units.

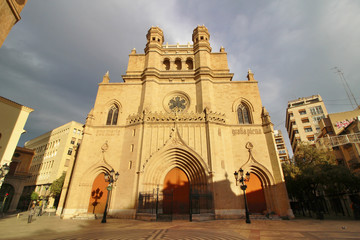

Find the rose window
[[168, 96, 187, 112]]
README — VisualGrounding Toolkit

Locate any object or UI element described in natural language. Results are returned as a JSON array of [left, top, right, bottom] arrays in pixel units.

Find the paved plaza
[[0, 213, 359, 240]]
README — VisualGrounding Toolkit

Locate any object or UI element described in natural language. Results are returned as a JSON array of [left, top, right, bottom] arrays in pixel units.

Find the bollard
[[28, 213, 33, 223]]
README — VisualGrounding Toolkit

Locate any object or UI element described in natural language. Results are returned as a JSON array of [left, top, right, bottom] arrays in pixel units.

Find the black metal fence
[[137, 192, 157, 214], [190, 191, 214, 214], [290, 193, 360, 219], [137, 190, 214, 220]]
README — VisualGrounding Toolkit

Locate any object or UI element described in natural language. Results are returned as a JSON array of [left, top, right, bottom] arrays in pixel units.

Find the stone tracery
[[127, 109, 226, 124]]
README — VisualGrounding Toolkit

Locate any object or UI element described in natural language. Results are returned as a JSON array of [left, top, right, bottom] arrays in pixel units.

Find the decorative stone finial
[[102, 71, 110, 83], [247, 68, 254, 81], [261, 107, 271, 124], [131, 48, 136, 54], [101, 141, 109, 153], [220, 46, 225, 52]]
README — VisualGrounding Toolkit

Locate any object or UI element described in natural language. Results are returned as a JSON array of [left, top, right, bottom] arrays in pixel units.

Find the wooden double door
[[162, 168, 189, 214]]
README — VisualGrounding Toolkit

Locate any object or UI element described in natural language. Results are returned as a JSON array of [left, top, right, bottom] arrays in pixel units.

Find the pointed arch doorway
[[136, 146, 214, 221], [87, 173, 107, 214], [246, 173, 267, 214], [163, 167, 190, 215]]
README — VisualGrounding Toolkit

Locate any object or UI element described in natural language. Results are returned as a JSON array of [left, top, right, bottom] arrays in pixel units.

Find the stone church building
[[57, 26, 293, 220]]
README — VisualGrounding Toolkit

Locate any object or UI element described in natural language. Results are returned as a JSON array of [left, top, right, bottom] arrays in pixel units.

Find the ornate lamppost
[[101, 169, 119, 223], [234, 168, 251, 224]]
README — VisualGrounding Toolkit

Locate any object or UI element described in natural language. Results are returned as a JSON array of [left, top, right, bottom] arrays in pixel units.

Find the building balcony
[[316, 132, 360, 147]]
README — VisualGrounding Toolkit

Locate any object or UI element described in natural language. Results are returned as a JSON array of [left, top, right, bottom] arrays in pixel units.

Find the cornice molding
[[6, 0, 21, 22], [0, 96, 33, 113]]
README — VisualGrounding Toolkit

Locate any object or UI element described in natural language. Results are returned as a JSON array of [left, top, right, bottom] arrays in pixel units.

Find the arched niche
[[175, 58, 182, 70]]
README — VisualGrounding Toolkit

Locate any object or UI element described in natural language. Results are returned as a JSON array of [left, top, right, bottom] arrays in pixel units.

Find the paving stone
[[0, 213, 359, 240]]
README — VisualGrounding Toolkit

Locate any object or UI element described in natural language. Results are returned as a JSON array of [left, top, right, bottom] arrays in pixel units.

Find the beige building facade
[[274, 130, 290, 163], [285, 95, 328, 153], [316, 108, 360, 172], [0, 0, 27, 47], [23, 121, 83, 207], [58, 26, 293, 220], [1, 146, 34, 212], [0, 96, 33, 184], [338, 116, 360, 173]]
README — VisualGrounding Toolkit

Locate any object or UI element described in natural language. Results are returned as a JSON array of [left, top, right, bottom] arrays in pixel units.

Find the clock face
[[168, 96, 187, 112]]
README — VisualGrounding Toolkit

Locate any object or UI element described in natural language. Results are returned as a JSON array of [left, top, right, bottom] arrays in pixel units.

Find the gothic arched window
[[106, 105, 119, 125], [237, 103, 251, 124]]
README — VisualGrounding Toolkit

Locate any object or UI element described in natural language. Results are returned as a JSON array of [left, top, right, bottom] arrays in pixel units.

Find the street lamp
[[234, 168, 251, 224], [0, 163, 10, 180], [101, 169, 119, 223]]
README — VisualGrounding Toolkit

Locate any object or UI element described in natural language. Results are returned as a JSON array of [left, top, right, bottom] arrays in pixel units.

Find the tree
[[294, 142, 336, 168], [50, 173, 66, 207], [284, 143, 334, 199], [283, 142, 360, 218], [294, 143, 360, 195], [282, 162, 300, 199], [30, 191, 39, 201]]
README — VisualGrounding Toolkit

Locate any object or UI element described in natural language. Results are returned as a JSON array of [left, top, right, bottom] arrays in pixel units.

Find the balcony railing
[[316, 132, 360, 147]]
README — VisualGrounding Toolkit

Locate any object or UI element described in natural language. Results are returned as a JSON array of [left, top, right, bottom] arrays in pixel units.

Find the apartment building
[[22, 121, 83, 207], [0, 146, 34, 212], [316, 108, 360, 172], [285, 95, 328, 153], [274, 130, 290, 163], [0, 96, 33, 187]]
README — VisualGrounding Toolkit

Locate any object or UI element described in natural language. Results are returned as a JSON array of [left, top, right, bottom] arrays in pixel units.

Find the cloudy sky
[[1, 0, 360, 155]]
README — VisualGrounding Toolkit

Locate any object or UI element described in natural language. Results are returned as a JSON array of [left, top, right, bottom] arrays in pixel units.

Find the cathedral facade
[[58, 26, 293, 220]]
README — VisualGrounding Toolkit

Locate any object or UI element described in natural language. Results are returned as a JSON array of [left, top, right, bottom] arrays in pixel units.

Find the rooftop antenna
[[332, 67, 359, 109]]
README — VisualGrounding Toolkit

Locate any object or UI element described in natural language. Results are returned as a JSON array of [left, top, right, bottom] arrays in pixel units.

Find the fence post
[[189, 187, 192, 222], [156, 185, 159, 220]]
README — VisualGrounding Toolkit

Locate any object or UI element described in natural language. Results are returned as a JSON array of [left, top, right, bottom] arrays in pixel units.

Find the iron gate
[[137, 189, 214, 221]]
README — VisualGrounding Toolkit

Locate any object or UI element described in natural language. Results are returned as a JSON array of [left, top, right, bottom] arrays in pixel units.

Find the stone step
[[157, 214, 173, 222], [72, 213, 96, 220], [244, 213, 282, 220]]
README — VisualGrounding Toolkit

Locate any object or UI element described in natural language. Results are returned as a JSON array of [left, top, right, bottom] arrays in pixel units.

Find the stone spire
[[102, 71, 110, 83]]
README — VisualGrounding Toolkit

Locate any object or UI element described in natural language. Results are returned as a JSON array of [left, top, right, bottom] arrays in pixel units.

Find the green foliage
[[50, 173, 66, 198], [294, 142, 336, 167], [30, 191, 39, 201], [282, 162, 300, 198], [283, 142, 360, 200]]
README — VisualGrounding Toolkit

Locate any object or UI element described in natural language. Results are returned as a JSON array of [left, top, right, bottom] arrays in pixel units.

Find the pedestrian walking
[[38, 200, 43, 216], [28, 201, 36, 223]]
